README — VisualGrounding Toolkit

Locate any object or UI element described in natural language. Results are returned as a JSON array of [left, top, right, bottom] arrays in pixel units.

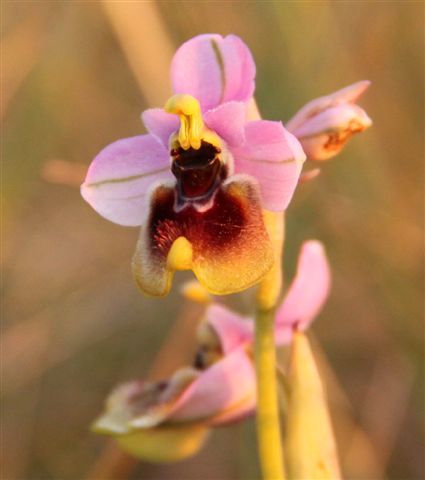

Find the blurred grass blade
[[1, 12, 49, 118], [285, 332, 341, 479], [101, 1, 174, 106]]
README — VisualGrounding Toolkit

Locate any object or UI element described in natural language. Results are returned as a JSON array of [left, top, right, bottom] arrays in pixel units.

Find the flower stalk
[[255, 305, 286, 480], [255, 211, 286, 479], [250, 96, 287, 479], [256, 210, 285, 311]]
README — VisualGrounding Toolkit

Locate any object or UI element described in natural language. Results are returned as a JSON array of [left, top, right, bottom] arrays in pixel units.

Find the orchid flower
[[92, 240, 330, 462], [286, 80, 372, 161], [81, 34, 306, 297]]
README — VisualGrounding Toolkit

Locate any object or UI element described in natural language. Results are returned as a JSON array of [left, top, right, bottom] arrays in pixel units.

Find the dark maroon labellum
[[171, 141, 227, 203]]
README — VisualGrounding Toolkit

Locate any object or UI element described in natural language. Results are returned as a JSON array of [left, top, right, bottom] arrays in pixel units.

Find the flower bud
[[287, 81, 372, 161]]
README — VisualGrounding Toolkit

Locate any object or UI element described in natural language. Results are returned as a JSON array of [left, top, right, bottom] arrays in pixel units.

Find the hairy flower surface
[[92, 240, 330, 461], [81, 34, 306, 296], [286, 80, 372, 161]]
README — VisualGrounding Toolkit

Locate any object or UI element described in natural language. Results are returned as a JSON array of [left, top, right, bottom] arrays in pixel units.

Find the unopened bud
[[287, 81, 372, 161]]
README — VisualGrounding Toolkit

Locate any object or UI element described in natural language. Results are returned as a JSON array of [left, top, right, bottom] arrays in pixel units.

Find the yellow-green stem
[[255, 307, 285, 480], [255, 210, 286, 478], [249, 99, 286, 479]]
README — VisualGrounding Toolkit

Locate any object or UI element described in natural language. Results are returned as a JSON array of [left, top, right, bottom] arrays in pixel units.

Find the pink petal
[[171, 34, 255, 112], [209, 393, 255, 426], [232, 121, 306, 211], [276, 240, 331, 334], [205, 303, 253, 354], [286, 80, 371, 132], [291, 104, 372, 139], [204, 101, 246, 147], [81, 135, 173, 226], [141, 108, 179, 148], [328, 80, 371, 103], [168, 348, 256, 422], [274, 325, 294, 346]]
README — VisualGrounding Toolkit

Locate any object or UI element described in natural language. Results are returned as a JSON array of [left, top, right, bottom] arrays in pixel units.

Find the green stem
[[255, 307, 286, 480], [249, 100, 286, 479]]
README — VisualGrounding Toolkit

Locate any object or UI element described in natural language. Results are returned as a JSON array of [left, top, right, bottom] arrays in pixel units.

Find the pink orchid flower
[[286, 80, 372, 161], [93, 240, 330, 461], [81, 34, 306, 297]]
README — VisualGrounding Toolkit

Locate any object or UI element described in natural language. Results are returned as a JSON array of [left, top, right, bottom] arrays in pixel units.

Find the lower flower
[[93, 240, 330, 462], [92, 317, 256, 462]]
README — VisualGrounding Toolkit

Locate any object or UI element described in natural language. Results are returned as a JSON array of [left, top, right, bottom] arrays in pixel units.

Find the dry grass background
[[2, 1, 423, 479]]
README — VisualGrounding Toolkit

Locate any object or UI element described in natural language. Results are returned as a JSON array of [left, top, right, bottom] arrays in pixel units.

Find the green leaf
[[285, 332, 341, 479]]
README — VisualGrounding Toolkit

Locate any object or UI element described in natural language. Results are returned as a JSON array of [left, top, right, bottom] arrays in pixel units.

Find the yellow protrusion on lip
[[167, 236, 193, 271], [164, 94, 204, 150]]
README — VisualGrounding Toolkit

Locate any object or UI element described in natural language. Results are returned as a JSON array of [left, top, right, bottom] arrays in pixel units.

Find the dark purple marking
[[171, 141, 227, 202], [148, 184, 248, 259]]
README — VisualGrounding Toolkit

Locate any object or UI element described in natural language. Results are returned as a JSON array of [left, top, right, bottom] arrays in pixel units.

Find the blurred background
[[2, 1, 423, 479]]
